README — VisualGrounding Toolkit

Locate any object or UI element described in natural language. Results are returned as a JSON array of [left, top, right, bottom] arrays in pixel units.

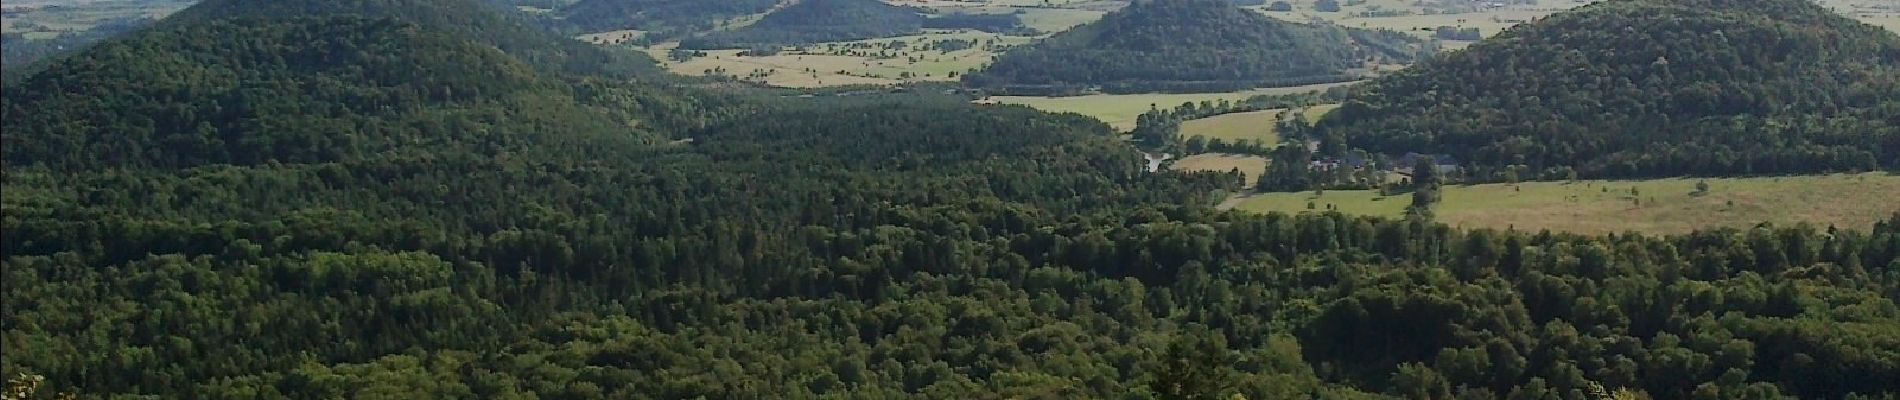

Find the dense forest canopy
[[163, 0, 658, 76], [964, 0, 1429, 94], [557, 0, 781, 39], [1317, 0, 1900, 179], [677, 0, 927, 50], [3, 0, 1900, 399], [0, 16, 726, 172]]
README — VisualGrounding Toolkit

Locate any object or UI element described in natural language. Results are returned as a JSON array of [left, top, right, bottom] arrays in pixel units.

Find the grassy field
[[1865, 15, 1900, 32], [627, 0, 1895, 90], [1, 0, 189, 36], [1174, 102, 1341, 144], [645, 31, 1031, 87], [1302, 103, 1340, 123], [578, 30, 644, 45], [1233, 173, 1900, 234], [1180, 110, 1284, 145], [991, 82, 1356, 130], [1247, 0, 1583, 40], [1244, 0, 1898, 41], [1171, 153, 1269, 187]]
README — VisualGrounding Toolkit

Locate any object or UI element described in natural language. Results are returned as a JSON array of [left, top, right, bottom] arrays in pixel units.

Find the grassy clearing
[[1011, 8, 1111, 33], [992, 82, 1356, 130], [1302, 103, 1340, 123], [1234, 173, 1900, 235], [1177, 102, 1340, 144], [1864, 15, 1900, 32], [578, 30, 644, 45], [993, 92, 1265, 130], [1180, 110, 1284, 145], [646, 32, 1032, 88], [2, 0, 189, 35], [1247, 0, 1579, 40], [1170, 154, 1269, 187]]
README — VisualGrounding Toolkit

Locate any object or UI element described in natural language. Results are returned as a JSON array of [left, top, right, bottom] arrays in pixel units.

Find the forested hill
[[1317, 0, 1900, 179], [963, 0, 1428, 94], [677, 0, 926, 49], [559, 0, 781, 39], [0, 16, 705, 172], [5, 0, 1900, 398], [162, 0, 657, 76]]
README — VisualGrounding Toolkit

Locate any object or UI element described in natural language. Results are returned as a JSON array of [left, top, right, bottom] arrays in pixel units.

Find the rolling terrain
[[964, 0, 1430, 94], [3, 0, 1900, 399], [1317, 0, 1900, 179], [1235, 173, 1900, 234]]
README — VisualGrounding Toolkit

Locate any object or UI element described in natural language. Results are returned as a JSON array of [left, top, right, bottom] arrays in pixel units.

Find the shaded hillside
[[6, 100, 1899, 400], [1318, 0, 1900, 178], [560, 0, 780, 38], [678, 0, 926, 49], [0, 17, 658, 171], [3, 1, 1898, 399], [964, 0, 1429, 94], [164, 0, 656, 76]]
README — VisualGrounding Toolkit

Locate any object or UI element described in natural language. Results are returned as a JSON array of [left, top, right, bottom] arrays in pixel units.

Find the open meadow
[[617, 0, 1897, 91], [991, 81, 1354, 130], [1170, 153, 1269, 187], [1233, 173, 1900, 235], [1177, 102, 1341, 144], [1246, 0, 1587, 40], [1180, 110, 1284, 145], [645, 32, 1032, 87], [1, 0, 189, 39]]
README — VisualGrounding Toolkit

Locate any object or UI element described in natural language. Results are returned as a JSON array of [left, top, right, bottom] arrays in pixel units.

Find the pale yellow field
[[1233, 173, 1900, 235], [1180, 110, 1285, 145], [1245, 0, 1581, 40], [648, 32, 1031, 87], [1171, 154, 1269, 187], [1013, 8, 1111, 33], [1178, 103, 1340, 144], [1865, 15, 1900, 32], [578, 30, 644, 45], [991, 82, 1356, 130], [1302, 103, 1340, 123]]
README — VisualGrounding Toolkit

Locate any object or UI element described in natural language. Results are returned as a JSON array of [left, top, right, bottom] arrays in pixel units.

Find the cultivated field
[[645, 32, 1031, 87], [1232, 173, 1900, 235], [578, 30, 644, 45], [1, 0, 189, 39], [1301, 103, 1340, 122], [1170, 153, 1269, 187], [619, 0, 1895, 90], [1821, 0, 1900, 32], [991, 81, 1355, 130], [1247, 0, 1587, 40], [1180, 110, 1285, 145], [1243, 0, 1899, 40], [1865, 15, 1900, 32], [1178, 102, 1342, 144]]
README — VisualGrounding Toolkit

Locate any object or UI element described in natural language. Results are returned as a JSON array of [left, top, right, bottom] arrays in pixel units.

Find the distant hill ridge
[[558, 0, 782, 38], [1316, 0, 1900, 179], [678, 0, 927, 49], [165, 0, 655, 76], [0, 16, 661, 172], [0, 0, 748, 172], [964, 0, 1430, 94]]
